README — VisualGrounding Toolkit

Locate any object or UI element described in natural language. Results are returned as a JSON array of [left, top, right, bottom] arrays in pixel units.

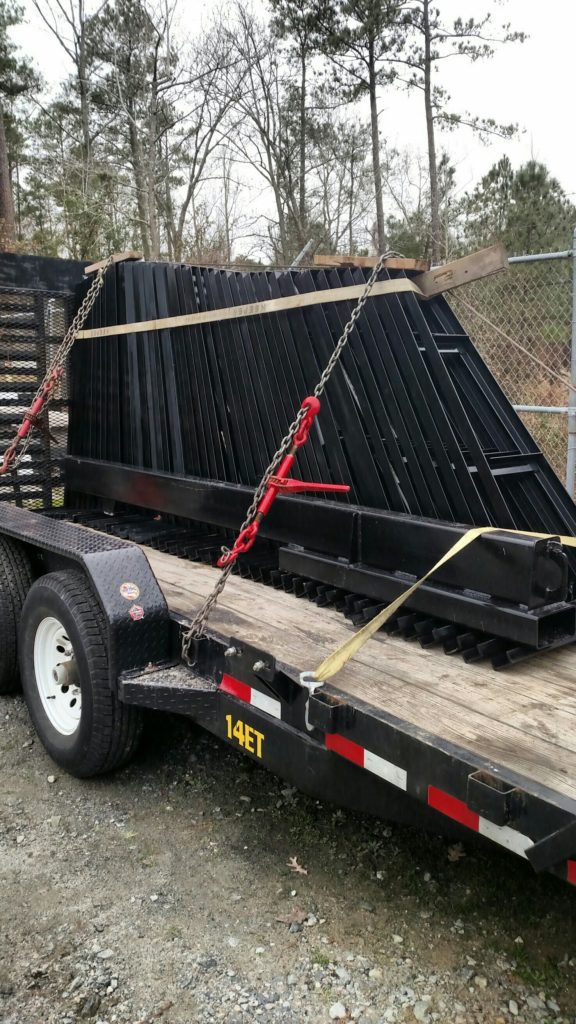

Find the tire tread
[[0, 538, 33, 694], [19, 571, 142, 777]]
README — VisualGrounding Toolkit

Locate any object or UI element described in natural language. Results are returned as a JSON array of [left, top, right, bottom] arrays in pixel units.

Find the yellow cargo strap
[[76, 278, 424, 341], [310, 526, 576, 684]]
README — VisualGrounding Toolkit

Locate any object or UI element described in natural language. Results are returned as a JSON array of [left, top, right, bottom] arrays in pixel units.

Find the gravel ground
[[1, 695, 575, 1024]]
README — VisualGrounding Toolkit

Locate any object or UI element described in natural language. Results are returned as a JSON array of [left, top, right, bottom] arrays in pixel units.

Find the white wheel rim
[[34, 616, 82, 736]]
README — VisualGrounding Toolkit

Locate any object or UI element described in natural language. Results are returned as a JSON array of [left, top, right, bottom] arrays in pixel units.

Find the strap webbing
[[76, 278, 423, 341], [311, 527, 576, 683]]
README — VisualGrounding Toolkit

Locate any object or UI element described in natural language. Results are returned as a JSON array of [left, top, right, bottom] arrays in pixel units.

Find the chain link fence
[[451, 243, 575, 492]]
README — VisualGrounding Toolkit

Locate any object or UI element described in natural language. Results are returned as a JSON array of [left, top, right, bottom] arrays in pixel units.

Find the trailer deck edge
[[2, 502, 576, 886]]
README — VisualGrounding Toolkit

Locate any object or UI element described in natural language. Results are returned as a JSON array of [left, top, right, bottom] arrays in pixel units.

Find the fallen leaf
[[447, 842, 466, 862], [276, 907, 308, 926], [153, 1001, 174, 1019], [287, 856, 308, 875]]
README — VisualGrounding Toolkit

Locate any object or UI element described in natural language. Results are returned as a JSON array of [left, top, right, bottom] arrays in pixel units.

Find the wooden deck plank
[[313, 254, 429, 272], [142, 547, 576, 802]]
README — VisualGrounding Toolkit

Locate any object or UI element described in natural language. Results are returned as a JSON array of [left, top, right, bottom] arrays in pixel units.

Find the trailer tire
[[19, 571, 143, 777], [0, 537, 34, 694]]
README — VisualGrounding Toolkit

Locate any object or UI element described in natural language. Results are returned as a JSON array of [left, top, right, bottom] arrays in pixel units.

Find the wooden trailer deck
[[143, 546, 576, 805]]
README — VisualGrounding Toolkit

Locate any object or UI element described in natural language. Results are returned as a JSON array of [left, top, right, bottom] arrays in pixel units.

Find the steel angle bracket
[[220, 639, 297, 706]]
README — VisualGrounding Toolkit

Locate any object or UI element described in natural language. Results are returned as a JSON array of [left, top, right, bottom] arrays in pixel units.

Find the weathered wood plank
[[85, 251, 143, 275], [331, 675, 576, 802], [415, 244, 508, 298], [314, 254, 430, 272]]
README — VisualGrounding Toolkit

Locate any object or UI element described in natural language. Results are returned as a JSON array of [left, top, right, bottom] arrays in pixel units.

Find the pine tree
[[403, 0, 524, 263], [0, 1, 36, 247], [464, 159, 575, 255], [313, 0, 408, 254], [268, 0, 333, 248]]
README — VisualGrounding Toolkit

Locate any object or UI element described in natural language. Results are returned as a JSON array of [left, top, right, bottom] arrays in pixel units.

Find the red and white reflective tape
[[219, 696, 575, 885], [219, 673, 281, 720], [325, 732, 407, 791], [427, 785, 532, 858], [324, 733, 537, 863]]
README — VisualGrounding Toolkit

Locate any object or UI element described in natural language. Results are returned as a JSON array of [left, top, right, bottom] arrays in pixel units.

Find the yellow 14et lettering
[[225, 714, 264, 758]]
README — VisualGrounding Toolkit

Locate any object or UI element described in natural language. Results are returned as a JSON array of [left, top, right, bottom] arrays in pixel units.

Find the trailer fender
[[0, 504, 171, 686]]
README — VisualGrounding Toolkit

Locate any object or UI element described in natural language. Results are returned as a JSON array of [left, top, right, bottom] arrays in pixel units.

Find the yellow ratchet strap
[[311, 526, 576, 684]]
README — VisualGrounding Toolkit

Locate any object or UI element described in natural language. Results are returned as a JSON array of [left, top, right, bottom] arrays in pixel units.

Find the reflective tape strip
[[218, 693, 566, 876], [219, 674, 282, 720], [428, 785, 532, 859], [364, 749, 408, 791], [428, 786, 479, 830], [220, 674, 251, 703], [326, 733, 407, 791], [249, 688, 282, 719], [478, 818, 532, 859]]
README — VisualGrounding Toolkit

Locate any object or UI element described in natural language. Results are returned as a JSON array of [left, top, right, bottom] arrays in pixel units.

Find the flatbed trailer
[[1, 499, 575, 888], [0, 253, 575, 890]]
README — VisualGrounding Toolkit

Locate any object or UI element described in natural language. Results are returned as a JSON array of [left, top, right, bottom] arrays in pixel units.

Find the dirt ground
[[1, 694, 575, 1024]]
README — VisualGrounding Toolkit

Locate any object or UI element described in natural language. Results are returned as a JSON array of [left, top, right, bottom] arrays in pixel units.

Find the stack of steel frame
[[65, 260, 576, 667]]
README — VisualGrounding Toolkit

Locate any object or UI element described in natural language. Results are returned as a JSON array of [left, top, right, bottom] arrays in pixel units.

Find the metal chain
[[181, 250, 391, 659], [0, 255, 114, 476]]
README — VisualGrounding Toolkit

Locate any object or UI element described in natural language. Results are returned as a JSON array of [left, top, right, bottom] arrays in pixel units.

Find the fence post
[[567, 226, 576, 497]]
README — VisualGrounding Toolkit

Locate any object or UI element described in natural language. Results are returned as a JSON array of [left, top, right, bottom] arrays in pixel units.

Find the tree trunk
[[298, 47, 306, 240], [222, 153, 232, 262], [163, 138, 175, 261], [0, 104, 16, 249], [147, 61, 161, 259], [423, 0, 440, 264], [78, 40, 91, 192], [128, 120, 151, 259], [14, 146, 21, 241], [264, 140, 288, 261], [368, 40, 385, 254], [349, 153, 355, 254], [147, 171, 160, 258], [274, 184, 289, 263]]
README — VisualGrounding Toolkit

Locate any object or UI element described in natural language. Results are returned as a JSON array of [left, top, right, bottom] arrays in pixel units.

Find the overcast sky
[[12, 0, 576, 208]]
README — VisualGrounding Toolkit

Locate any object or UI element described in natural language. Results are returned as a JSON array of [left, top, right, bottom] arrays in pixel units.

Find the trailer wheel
[[19, 571, 142, 777], [0, 537, 33, 694]]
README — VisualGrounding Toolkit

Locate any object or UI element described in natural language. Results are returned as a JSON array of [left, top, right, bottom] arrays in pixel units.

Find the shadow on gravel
[[126, 708, 575, 1002]]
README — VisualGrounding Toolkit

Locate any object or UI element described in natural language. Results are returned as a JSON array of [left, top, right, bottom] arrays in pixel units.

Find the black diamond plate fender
[[0, 504, 171, 685]]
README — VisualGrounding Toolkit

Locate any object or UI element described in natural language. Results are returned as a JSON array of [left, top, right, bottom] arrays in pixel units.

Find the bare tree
[[159, 20, 242, 261], [0, 1, 37, 247], [402, 0, 524, 262], [268, 0, 333, 246], [32, 0, 108, 199], [314, 0, 409, 254], [228, 7, 295, 262], [311, 113, 373, 253]]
